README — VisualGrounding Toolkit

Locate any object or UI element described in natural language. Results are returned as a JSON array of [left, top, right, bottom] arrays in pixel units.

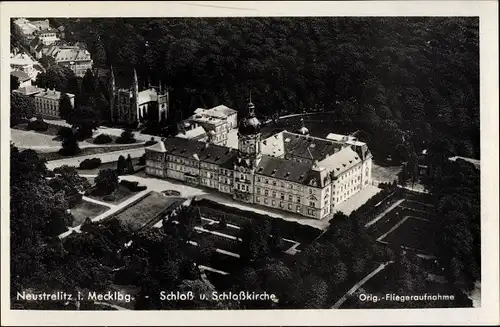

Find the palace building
[[108, 66, 169, 125], [145, 101, 372, 220]]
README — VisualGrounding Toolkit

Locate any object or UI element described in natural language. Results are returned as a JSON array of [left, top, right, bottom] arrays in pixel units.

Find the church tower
[[132, 68, 139, 124], [233, 95, 262, 203], [109, 66, 116, 122]]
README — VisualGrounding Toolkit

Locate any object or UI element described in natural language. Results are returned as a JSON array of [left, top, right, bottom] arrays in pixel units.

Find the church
[[108, 66, 169, 125], [145, 100, 373, 220]]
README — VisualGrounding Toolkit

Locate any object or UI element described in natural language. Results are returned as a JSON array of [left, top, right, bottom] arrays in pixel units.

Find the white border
[[1, 1, 498, 326]]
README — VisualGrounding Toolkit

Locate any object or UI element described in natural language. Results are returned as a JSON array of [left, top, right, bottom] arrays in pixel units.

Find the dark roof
[[162, 137, 237, 166], [282, 131, 342, 161], [11, 70, 30, 81], [255, 155, 311, 184]]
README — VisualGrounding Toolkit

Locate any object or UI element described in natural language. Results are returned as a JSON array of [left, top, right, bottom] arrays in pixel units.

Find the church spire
[[248, 90, 255, 117]]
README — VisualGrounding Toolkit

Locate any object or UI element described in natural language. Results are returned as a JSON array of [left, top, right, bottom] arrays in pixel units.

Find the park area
[[108, 192, 186, 231]]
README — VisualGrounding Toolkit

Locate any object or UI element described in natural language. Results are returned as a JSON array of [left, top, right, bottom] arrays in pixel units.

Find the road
[[47, 119, 162, 142], [331, 261, 394, 309], [46, 147, 146, 170]]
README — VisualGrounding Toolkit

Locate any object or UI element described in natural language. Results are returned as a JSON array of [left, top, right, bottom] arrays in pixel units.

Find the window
[[272, 180, 277, 186], [297, 197, 301, 204], [257, 187, 261, 194], [280, 193, 285, 200], [257, 177, 261, 182], [265, 179, 269, 184], [289, 195, 293, 202], [281, 182, 284, 188], [256, 197, 260, 203], [272, 200, 276, 206], [264, 190, 269, 196], [272, 191, 276, 198], [310, 201, 316, 207], [264, 198, 268, 204], [288, 183, 292, 189], [237, 184, 240, 190], [309, 189, 313, 194], [296, 205, 301, 213], [288, 204, 292, 210]]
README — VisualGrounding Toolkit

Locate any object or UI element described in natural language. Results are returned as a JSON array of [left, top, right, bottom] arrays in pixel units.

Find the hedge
[[93, 134, 113, 144], [27, 119, 48, 131], [120, 180, 147, 192], [79, 158, 102, 170]]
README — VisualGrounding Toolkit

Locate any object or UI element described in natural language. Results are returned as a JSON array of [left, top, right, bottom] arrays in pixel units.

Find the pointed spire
[[248, 89, 255, 116], [133, 68, 138, 85]]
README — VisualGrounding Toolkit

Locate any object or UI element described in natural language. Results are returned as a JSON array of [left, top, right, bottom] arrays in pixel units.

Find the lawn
[[381, 216, 437, 254], [70, 200, 110, 227], [38, 143, 146, 161], [111, 192, 186, 230]]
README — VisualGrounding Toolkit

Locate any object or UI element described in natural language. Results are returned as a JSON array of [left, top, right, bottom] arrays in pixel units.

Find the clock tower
[[233, 99, 262, 203]]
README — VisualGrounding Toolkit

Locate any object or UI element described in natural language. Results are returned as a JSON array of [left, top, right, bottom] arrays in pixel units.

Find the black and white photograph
[[1, 1, 498, 326]]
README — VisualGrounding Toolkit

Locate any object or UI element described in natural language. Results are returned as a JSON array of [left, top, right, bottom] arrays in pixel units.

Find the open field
[[70, 200, 110, 227], [110, 192, 186, 230]]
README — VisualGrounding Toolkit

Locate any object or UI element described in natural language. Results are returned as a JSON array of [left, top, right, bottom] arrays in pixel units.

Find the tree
[[116, 155, 126, 175], [95, 169, 119, 195], [116, 128, 136, 144], [11, 93, 35, 125], [11, 74, 20, 91], [82, 69, 98, 94], [59, 92, 73, 120], [126, 154, 134, 174], [268, 219, 283, 253], [59, 129, 80, 156], [240, 221, 269, 264], [68, 106, 99, 139]]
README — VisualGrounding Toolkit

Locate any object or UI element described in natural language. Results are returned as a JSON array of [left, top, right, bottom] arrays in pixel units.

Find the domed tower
[[234, 97, 262, 203], [296, 117, 310, 135]]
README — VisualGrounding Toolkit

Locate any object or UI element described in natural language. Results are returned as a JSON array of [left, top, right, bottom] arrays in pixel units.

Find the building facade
[[109, 67, 169, 125], [179, 105, 238, 146], [145, 102, 373, 220], [33, 88, 75, 118]]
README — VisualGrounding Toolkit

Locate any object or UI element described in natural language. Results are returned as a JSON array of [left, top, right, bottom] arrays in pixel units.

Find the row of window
[[254, 197, 318, 217], [256, 176, 306, 192]]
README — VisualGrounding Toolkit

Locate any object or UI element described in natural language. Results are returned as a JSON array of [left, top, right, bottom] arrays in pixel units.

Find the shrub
[[145, 137, 157, 146], [120, 180, 147, 192], [67, 193, 83, 207], [103, 194, 116, 202], [93, 134, 113, 144], [116, 129, 136, 144], [79, 158, 102, 170], [27, 119, 48, 131], [138, 153, 146, 165]]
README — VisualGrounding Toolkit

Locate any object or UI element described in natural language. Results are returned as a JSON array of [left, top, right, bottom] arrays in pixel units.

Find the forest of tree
[[47, 17, 479, 161]]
